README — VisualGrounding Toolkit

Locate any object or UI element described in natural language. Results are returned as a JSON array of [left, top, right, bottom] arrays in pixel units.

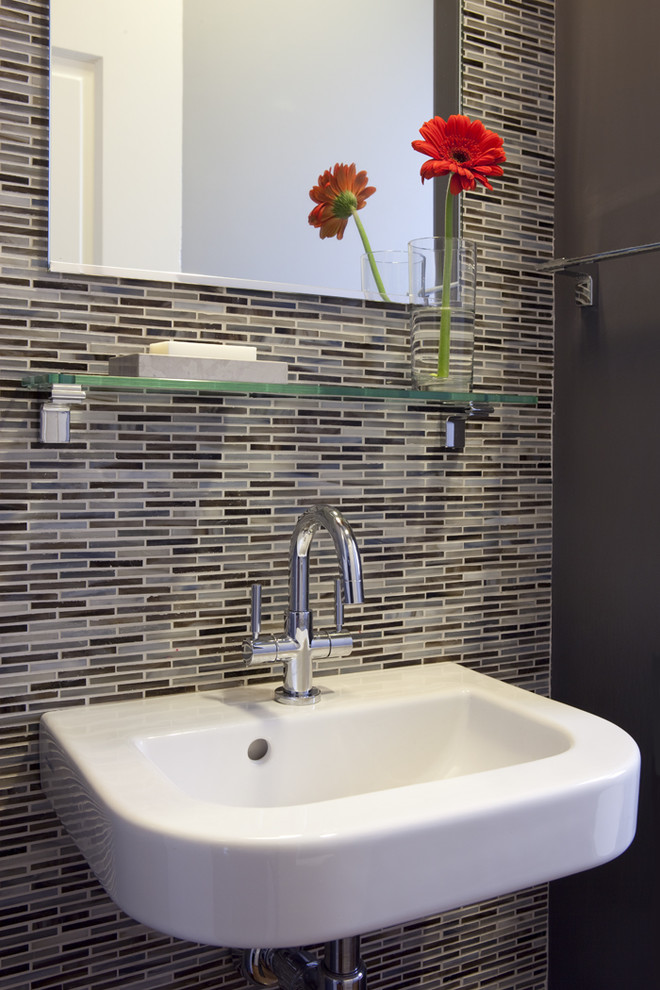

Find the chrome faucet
[[243, 505, 365, 705]]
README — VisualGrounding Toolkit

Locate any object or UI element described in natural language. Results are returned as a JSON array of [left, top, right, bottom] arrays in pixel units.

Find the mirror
[[49, 0, 459, 299]]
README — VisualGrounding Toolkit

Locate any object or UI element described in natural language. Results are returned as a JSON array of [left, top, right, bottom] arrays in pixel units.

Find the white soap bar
[[149, 340, 257, 361]]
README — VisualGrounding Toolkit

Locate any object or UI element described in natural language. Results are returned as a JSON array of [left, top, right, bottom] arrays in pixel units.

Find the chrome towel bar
[[539, 239, 660, 306]]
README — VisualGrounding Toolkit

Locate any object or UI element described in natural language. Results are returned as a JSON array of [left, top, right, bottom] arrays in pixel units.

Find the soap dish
[[107, 353, 288, 384]]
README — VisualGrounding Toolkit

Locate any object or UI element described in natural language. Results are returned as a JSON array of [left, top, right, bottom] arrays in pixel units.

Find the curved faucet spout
[[289, 505, 365, 613], [243, 504, 365, 705]]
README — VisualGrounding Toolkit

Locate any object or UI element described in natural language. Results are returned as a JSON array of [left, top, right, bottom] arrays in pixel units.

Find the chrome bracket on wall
[[538, 260, 597, 306], [540, 238, 660, 307], [561, 268, 597, 307], [39, 383, 86, 443], [444, 401, 494, 451]]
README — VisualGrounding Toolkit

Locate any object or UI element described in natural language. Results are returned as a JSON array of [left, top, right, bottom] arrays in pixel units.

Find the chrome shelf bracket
[[39, 383, 86, 443], [444, 401, 495, 451]]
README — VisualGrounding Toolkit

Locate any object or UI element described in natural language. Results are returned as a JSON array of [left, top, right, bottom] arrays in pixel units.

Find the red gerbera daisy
[[308, 163, 376, 240], [412, 114, 506, 194]]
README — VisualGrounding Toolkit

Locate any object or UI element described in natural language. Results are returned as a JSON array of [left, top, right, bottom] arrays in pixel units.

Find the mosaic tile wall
[[0, 1, 554, 988]]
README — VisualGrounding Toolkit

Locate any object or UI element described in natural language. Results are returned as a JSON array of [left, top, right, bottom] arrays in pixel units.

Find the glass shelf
[[21, 372, 537, 407]]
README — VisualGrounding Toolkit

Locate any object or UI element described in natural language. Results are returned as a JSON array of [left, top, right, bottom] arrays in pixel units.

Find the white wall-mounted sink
[[40, 663, 640, 948]]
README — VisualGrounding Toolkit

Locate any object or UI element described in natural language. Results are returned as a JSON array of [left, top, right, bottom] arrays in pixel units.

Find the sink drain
[[247, 738, 270, 762]]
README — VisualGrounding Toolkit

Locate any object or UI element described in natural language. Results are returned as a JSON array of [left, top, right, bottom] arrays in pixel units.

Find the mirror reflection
[[50, 0, 456, 298]]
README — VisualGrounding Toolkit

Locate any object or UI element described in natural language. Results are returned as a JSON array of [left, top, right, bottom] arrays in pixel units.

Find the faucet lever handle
[[334, 577, 344, 631], [250, 583, 262, 639]]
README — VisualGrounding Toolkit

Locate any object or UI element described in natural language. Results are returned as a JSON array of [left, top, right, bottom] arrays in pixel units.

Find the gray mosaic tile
[[1, 0, 554, 987]]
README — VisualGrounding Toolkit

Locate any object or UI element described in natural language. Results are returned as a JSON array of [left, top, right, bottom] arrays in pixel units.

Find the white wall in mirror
[[50, 0, 183, 272], [49, 0, 435, 298]]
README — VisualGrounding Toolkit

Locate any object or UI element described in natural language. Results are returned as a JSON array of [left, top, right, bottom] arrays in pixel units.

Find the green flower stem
[[351, 208, 390, 302], [438, 180, 454, 378]]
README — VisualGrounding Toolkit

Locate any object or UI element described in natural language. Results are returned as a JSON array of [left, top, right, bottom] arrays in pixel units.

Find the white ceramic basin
[[40, 663, 640, 948]]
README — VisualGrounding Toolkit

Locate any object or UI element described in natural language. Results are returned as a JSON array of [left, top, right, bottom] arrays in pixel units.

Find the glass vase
[[408, 237, 476, 390], [361, 250, 419, 304]]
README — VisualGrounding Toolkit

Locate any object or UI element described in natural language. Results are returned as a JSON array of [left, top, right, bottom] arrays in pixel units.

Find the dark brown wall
[[550, 1, 660, 986]]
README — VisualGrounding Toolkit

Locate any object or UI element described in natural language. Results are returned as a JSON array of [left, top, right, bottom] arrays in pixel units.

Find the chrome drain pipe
[[241, 938, 367, 990], [321, 938, 366, 990]]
